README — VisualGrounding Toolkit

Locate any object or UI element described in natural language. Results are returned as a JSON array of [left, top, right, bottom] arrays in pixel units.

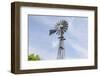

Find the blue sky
[[28, 15, 88, 60]]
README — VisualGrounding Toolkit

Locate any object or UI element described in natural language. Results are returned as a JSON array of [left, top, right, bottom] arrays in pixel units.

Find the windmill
[[49, 20, 68, 59]]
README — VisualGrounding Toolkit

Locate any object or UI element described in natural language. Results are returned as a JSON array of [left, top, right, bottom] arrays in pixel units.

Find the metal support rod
[[57, 27, 65, 59]]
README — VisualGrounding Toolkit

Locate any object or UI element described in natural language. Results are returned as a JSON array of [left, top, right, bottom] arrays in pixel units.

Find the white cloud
[[68, 41, 88, 57], [52, 40, 59, 48], [29, 47, 39, 55]]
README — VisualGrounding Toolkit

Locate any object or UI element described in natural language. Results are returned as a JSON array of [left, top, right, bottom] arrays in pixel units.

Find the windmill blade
[[49, 29, 57, 35]]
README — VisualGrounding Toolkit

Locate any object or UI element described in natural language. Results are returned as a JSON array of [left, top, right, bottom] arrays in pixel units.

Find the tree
[[28, 53, 41, 61]]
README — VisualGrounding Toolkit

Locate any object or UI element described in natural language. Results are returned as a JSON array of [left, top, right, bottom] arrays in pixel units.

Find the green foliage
[[28, 53, 41, 61]]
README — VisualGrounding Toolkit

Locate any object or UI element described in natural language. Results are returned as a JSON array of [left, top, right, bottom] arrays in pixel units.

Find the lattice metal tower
[[49, 20, 68, 59]]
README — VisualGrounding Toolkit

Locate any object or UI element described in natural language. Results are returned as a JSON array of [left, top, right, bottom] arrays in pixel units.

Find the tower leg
[[57, 39, 65, 59]]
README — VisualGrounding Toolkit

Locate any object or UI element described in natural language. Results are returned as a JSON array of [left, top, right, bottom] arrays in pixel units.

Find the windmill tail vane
[[49, 29, 57, 35], [49, 20, 68, 59]]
